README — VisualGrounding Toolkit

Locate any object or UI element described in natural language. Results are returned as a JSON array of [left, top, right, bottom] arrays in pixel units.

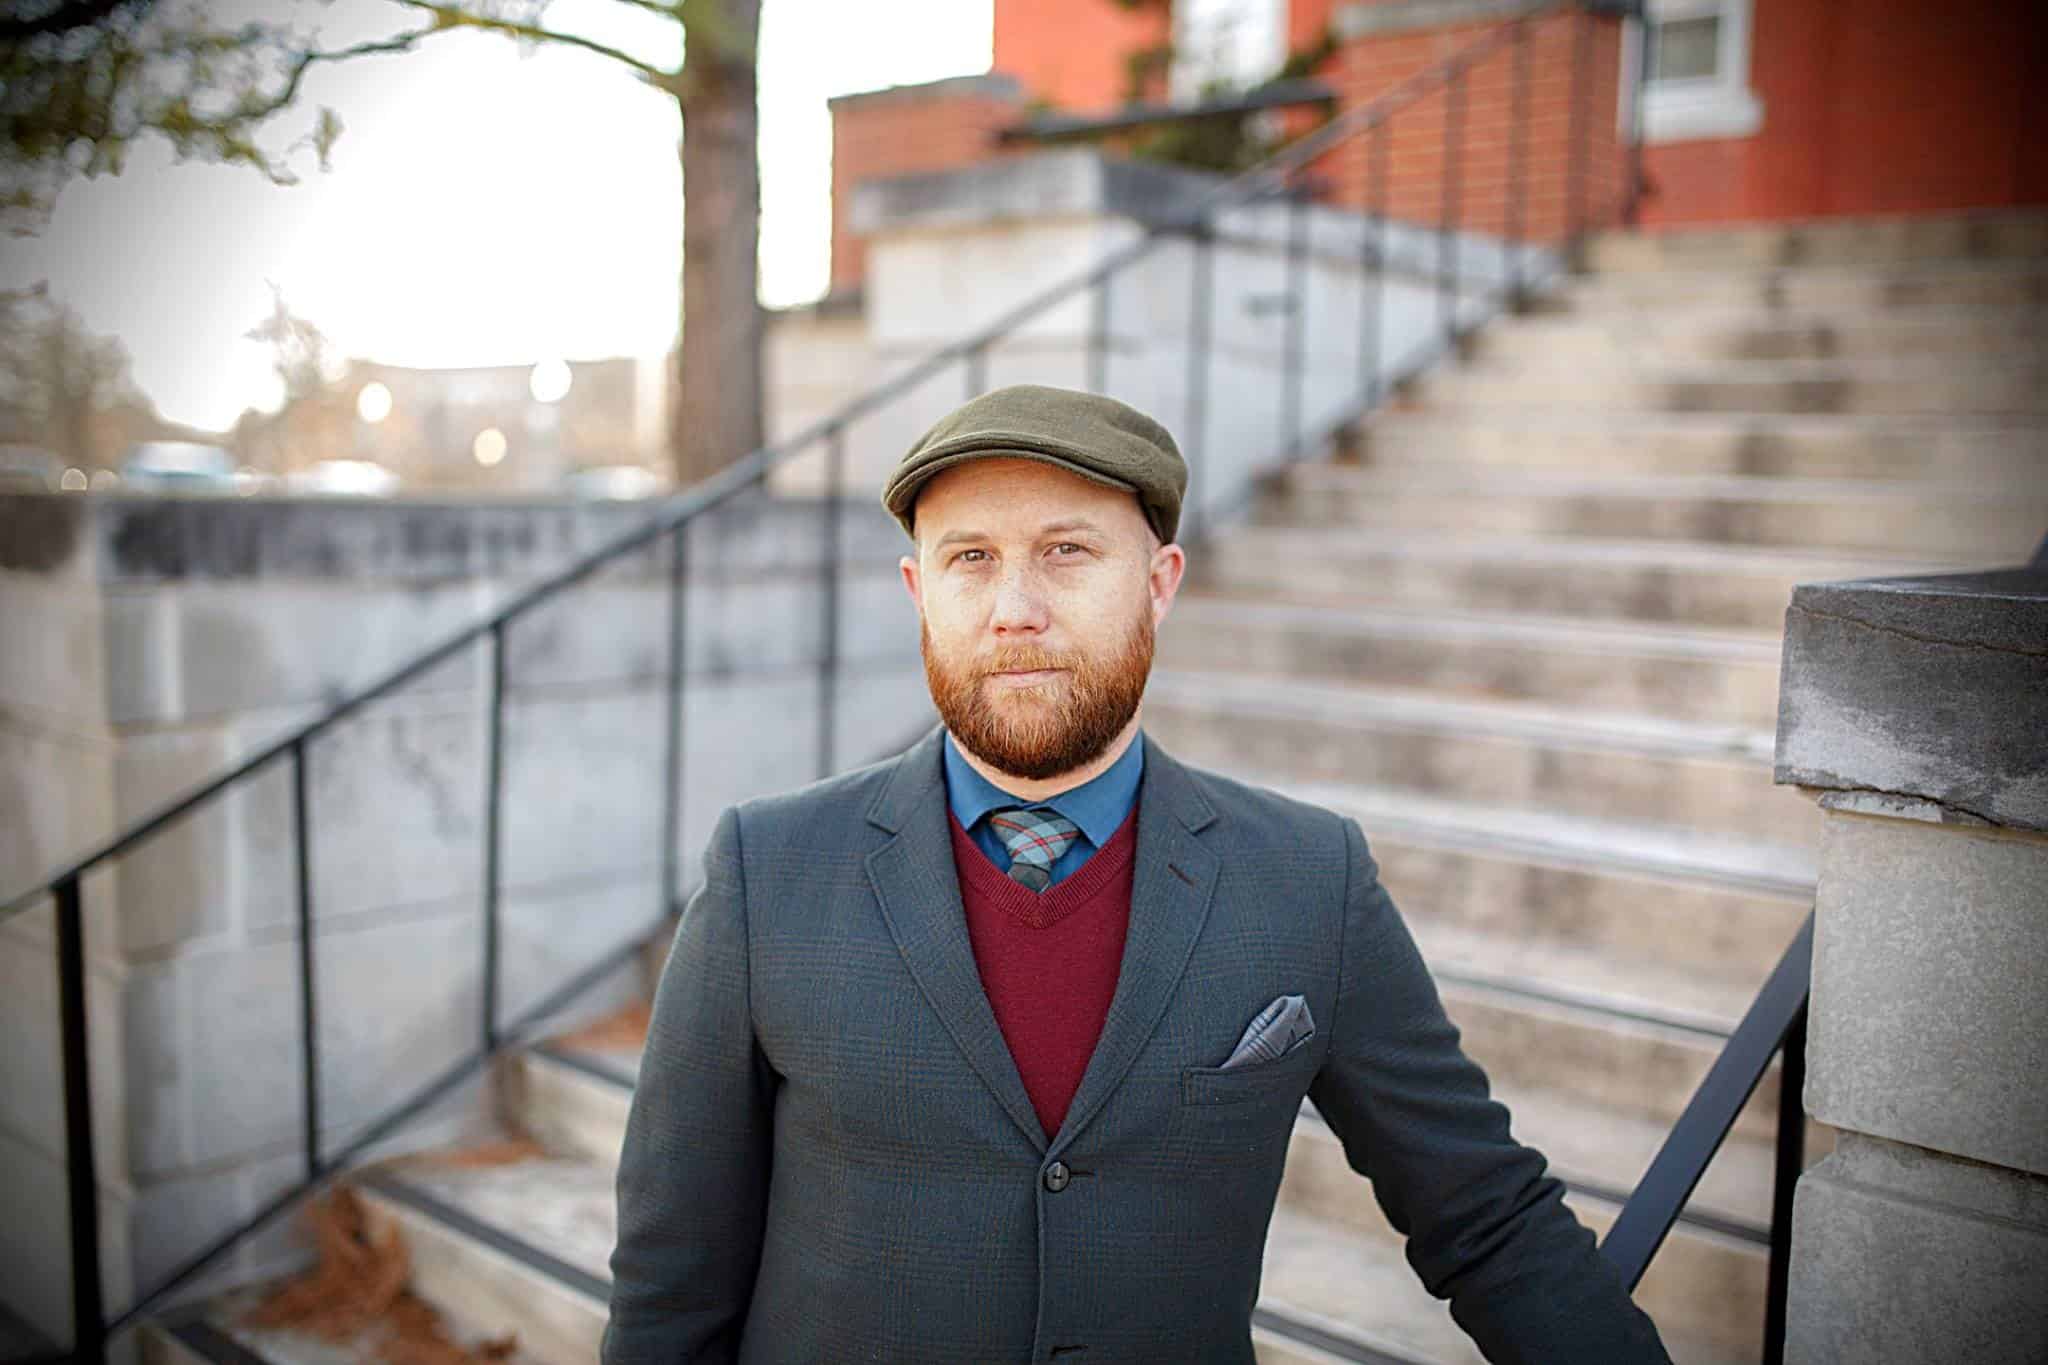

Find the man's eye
[[1052, 543, 1084, 556], [955, 549, 988, 564]]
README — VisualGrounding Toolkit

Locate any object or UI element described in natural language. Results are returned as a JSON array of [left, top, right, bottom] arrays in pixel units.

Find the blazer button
[[1042, 1160, 1071, 1193]]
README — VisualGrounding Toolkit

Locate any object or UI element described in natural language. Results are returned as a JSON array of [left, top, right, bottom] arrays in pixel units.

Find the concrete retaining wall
[[0, 490, 930, 1340]]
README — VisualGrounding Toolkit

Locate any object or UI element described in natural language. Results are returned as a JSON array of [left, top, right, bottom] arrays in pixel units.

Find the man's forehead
[[913, 456, 1155, 548]]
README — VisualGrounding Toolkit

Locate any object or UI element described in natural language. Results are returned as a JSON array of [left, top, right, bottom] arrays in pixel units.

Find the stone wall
[[0, 490, 930, 1342], [1774, 566, 2048, 1363]]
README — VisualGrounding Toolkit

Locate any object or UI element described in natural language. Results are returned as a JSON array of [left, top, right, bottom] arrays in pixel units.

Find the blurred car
[[0, 445, 62, 491], [120, 441, 238, 493], [561, 463, 664, 500], [286, 459, 400, 497]]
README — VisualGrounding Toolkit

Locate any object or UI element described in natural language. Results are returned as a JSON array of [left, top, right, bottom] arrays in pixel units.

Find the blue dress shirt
[[941, 728, 1145, 888]]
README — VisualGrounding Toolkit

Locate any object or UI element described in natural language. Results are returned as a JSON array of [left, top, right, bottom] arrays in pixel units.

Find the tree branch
[[387, 0, 679, 85], [255, 26, 442, 122], [609, 0, 685, 23]]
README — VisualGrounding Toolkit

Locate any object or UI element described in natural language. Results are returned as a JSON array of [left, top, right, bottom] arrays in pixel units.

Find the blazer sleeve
[[1306, 815, 1674, 1364], [602, 804, 775, 1365]]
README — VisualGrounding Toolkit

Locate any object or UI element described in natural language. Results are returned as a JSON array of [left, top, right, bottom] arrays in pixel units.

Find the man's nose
[[989, 568, 1050, 634]]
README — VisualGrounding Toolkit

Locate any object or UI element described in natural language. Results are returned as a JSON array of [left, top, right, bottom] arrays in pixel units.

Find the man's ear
[[899, 553, 921, 612]]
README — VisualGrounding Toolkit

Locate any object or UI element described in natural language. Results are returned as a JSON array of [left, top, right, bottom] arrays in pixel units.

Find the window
[[1648, 11, 1723, 83], [1633, 0, 1763, 143], [1170, 0, 1288, 103]]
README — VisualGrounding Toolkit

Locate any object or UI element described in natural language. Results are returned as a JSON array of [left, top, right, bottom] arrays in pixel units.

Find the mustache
[[981, 650, 1074, 675]]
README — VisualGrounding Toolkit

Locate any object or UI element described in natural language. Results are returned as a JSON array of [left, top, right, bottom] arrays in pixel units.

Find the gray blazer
[[603, 723, 1671, 1364]]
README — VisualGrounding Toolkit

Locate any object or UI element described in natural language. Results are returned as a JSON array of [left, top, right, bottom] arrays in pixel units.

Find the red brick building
[[829, 0, 2047, 293]]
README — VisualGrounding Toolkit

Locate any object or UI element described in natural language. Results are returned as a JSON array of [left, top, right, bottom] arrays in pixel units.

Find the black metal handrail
[[8, 5, 1649, 1357], [1599, 914, 1813, 1365]]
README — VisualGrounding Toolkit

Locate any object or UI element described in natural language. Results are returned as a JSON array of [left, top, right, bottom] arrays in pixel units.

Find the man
[[603, 384, 1672, 1363]]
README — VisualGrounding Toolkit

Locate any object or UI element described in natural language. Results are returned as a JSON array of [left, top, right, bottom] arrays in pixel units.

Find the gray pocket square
[[1221, 994, 1315, 1069]]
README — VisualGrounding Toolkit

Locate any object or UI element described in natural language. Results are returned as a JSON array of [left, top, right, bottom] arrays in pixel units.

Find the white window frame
[[1625, 0, 1764, 144]]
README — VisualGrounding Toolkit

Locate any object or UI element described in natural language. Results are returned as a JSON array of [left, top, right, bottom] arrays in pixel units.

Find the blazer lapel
[[1048, 729, 1219, 1158], [865, 722, 1048, 1153]]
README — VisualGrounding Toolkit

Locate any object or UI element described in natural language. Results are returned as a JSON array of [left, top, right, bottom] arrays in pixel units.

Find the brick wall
[[829, 76, 1028, 295], [1641, 0, 2048, 225], [993, 0, 1174, 113], [1315, 7, 1627, 246]]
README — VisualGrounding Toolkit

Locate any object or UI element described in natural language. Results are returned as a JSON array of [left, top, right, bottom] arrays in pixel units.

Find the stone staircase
[[141, 209, 2048, 1365]]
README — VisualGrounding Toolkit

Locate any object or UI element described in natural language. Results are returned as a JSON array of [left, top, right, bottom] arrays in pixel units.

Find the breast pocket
[[1168, 1038, 1321, 1177], [1181, 1036, 1322, 1107]]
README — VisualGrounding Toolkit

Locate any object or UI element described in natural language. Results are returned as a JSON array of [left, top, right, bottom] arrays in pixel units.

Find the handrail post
[[659, 521, 690, 910], [1281, 177, 1310, 462], [1764, 1003, 1808, 1365], [817, 426, 846, 781], [1623, 3, 1650, 226], [1566, 3, 1596, 267], [291, 742, 320, 1179], [1440, 61, 1467, 354], [481, 622, 506, 1051], [1506, 16, 1532, 305], [1359, 118, 1389, 411], [1184, 216, 1213, 544], [1088, 274, 1110, 393], [966, 343, 987, 401], [55, 873, 105, 1363]]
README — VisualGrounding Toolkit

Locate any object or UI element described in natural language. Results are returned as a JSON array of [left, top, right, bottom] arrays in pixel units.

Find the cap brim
[[886, 447, 1139, 518]]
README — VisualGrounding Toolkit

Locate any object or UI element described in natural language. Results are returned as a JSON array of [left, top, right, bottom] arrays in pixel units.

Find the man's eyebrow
[[931, 519, 1107, 550]]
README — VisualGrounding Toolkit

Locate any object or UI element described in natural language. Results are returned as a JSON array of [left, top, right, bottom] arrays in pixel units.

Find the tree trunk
[[672, 0, 764, 489]]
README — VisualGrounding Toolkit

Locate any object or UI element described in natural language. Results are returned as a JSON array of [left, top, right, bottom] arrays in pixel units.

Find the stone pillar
[[1773, 566, 2048, 1363]]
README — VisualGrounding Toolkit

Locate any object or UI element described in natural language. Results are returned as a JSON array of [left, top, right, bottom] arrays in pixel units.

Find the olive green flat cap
[[880, 384, 1188, 546]]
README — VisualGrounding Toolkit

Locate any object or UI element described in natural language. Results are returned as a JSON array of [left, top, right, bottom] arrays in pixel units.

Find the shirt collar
[[941, 726, 1145, 851]]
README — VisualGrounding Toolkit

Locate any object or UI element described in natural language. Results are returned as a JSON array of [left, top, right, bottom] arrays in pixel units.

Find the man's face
[[900, 456, 1185, 783]]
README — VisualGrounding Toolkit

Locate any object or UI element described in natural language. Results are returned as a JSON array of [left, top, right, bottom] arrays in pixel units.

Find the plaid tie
[[987, 805, 1083, 892]]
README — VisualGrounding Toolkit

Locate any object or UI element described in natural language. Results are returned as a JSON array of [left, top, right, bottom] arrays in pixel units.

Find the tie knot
[[987, 805, 1082, 892]]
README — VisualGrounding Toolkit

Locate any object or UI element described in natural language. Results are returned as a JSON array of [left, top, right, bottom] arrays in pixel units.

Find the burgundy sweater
[[947, 799, 1141, 1140]]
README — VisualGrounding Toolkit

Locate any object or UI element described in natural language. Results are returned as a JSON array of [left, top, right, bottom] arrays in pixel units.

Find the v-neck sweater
[[947, 797, 1141, 1141]]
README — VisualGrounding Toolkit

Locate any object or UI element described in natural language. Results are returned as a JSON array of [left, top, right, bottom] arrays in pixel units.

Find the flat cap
[[880, 383, 1187, 546]]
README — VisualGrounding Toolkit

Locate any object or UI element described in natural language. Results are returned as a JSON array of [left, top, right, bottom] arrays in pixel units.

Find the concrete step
[[1141, 671, 1810, 844], [1273, 1127, 1771, 1365], [506, 1041, 636, 1166], [1253, 466, 2048, 559], [1467, 305, 2048, 365], [1437, 971, 1782, 1142], [1544, 258, 2048, 313], [352, 1155, 613, 1362], [138, 1212, 564, 1365], [1255, 1205, 1485, 1364], [1158, 595, 1784, 728], [1293, 777, 1815, 998], [1356, 410, 2048, 483], [1582, 210, 2048, 272], [1414, 356, 2048, 416], [1189, 527, 1960, 630], [143, 1296, 411, 1365]]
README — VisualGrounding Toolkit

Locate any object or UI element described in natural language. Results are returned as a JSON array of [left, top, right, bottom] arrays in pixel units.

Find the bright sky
[[0, 0, 994, 431]]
